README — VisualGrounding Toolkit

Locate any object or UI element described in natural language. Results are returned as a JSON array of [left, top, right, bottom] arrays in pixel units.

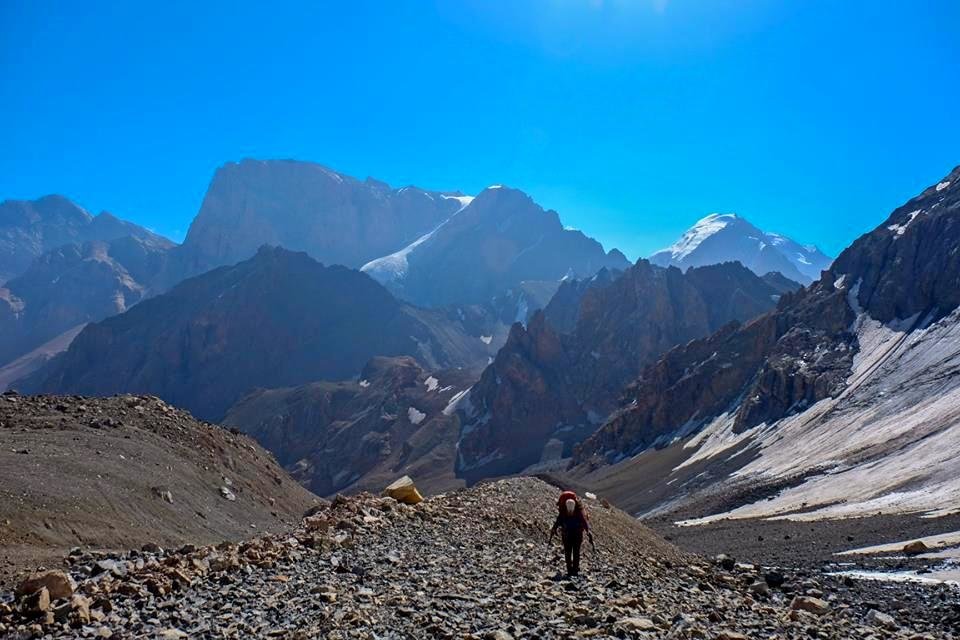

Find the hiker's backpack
[[557, 490, 583, 517]]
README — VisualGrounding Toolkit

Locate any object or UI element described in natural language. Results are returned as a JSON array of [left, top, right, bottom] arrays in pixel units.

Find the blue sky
[[2, 0, 958, 260]]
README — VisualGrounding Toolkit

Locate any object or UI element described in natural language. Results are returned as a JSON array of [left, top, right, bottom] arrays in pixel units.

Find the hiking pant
[[562, 529, 583, 576]]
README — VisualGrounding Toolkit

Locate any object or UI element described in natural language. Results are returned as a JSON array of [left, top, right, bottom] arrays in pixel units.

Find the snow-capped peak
[[650, 212, 832, 284], [658, 213, 740, 261]]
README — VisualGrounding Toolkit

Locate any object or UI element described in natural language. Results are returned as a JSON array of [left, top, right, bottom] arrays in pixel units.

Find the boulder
[[789, 596, 830, 616], [902, 540, 929, 555], [383, 476, 424, 505], [16, 570, 75, 600], [865, 609, 896, 629]]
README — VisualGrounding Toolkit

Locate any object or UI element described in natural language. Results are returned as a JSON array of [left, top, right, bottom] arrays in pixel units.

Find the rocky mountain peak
[[456, 258, 788, 479]]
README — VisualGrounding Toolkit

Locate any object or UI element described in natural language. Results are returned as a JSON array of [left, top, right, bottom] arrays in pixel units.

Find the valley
[[2, 160, 959, 639]]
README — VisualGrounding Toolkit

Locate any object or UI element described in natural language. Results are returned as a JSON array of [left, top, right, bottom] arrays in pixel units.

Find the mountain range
[[454, 260, 797, 481], [22, 246, 499, 421], [0, 195, 172, 285], [361, 184, 630, 307], [567, 167, 960, 523], [11, 156, 941, 525]]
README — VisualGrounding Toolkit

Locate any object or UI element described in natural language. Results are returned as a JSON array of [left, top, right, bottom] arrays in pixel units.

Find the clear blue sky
[[2, 1, 958, 259]]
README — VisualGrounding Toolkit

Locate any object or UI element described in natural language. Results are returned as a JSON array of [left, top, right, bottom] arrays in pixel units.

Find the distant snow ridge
[[650, 213, 832, 284]]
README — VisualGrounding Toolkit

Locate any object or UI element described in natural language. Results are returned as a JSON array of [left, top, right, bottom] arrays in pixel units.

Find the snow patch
[[937, 181, 951, 192], [359, 379, 370, 388], [678, 306, 960, 524], [480, 335, 493, 345], [443, 387, 472, 416], [442, 194, 475, 209], [407, 407, 426, 425], [887, 209, 921, 236], [424, 376, 439, 392]]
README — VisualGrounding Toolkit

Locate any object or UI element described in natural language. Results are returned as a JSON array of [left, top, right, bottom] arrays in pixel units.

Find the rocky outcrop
[[0, 195, 172, 284], [457, 261, 788, 479], [223, 356, 475, 496], [23, 247, 498, 420], [0, 237, 170, 368], [542, 267, 622, 334], [159, 160, 462, 287], [650, 213, 832, 284], [362, 185, 630, 307], [575, 165, 960, 465]]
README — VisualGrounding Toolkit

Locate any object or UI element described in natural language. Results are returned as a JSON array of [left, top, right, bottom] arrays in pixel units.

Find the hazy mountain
[[23, 246, 499, 420], [0, 236, 170, 377], [159, 159, 464, 287], [650, 213, 831, 284], [361, 185, 630, 307], [572, 166, 960, 522], [454, 260, 788, 480], [0, 195, 173, 284]]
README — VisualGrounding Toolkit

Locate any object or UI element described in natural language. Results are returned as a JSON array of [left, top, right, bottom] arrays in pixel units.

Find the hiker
[[549, 490, 594, 576]]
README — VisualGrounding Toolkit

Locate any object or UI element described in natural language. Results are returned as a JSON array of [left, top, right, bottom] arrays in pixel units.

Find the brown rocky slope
[[1, 477, 951, 639], [0, 392, 318, 590]]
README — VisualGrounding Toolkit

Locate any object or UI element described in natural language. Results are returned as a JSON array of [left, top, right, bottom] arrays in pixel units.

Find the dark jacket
[[552, 509, 590, 536]]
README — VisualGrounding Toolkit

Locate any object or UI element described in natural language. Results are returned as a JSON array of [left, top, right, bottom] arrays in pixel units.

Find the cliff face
[[456, 260, 788, 479], [161, 159, 462, 287], [575, 166, 960, 465]]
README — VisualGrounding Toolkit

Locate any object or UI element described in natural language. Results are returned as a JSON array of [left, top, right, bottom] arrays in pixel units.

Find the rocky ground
[[2, 477, 955, 639], [0, 393, 318, 591]]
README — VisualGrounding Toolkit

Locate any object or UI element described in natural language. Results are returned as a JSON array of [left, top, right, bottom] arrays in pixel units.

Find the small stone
[[716, 632, 749, 640], [486, 632, 514, 640], [764, 570, 785, 588], [790, 595, 830, 616], [20, 587, 51, 617], [616, 617, 657, 631], [748, 581, 771, 598], [71, 594, 92, 625], [220, 486, 237, 501]]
